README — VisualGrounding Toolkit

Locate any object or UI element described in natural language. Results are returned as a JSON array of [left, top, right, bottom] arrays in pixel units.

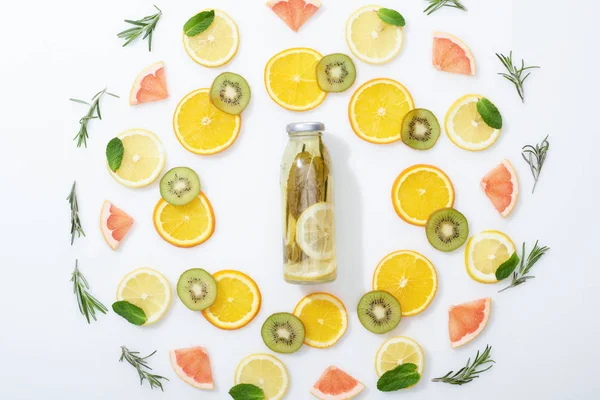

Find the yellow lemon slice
[[116, 268, 171, 325], [293, 292, 348, 348], [235, 354, 288, 400], [445, 94, 502, 151], [465, 230, 516, 283], [295, 202, 335, 261], [183, 9, 239, 67], [375, 336, 424, 378]]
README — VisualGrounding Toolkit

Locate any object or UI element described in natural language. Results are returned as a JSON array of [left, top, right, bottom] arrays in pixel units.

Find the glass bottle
[[281, 122, 336, 284]]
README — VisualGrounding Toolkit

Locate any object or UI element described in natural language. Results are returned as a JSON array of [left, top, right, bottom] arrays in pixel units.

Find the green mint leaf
[[377, 363, 421, 392], [184, 10, 215, 37], [495, 252, 520, 281], [377, 8, 406, 27], [106, 138, 124, 172], [229, 383, 265, 400], [476, 98, 503, 129], [112, 301, 147, 326]]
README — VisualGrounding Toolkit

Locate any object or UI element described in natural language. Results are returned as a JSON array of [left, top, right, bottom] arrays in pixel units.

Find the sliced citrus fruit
[[264, 47, 327, 111], [310, 366, 364, 400], [391, 164, 455, 226], [375, 336, 424, 377], [481, 159, 519, 217], [153, 192, 215, 248], [346, 5, 404, 64], [183, 9, 239, 67], [235, 354, 289, 400], [107, 129, 165, 188], [267, 0, 321, 32], [465, 230, 516, 283], [449, 298, 491, 348], [432, 32, 475, 75], [295, 202, 335, 260], [116, 268, 171, 325], [349, 78, 414, 144], [173, 88, 241, 155], [202, 270, 261, 330], [100, 200, 134, 250], [372, 250, 437, 316], [170, 346, 214, 390], [284, 259, 336, 282], [445, 94, 501, 151], [129, 61, 168, 105], [293, 292, 347, 348]]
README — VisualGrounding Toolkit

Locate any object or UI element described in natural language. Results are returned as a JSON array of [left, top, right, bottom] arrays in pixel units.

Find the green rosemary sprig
[[522, 135, 549, 193], [117, 5, 162, 51], [67, 181, 85, 245], [424, 0, 467, 15], [71, 260, 108, 323], [496, 51, 540, 102], [432, 345, 494, 385], [119, 346, 169, 391], [500, 241, 550, 292], [70, 88, 119, 147]]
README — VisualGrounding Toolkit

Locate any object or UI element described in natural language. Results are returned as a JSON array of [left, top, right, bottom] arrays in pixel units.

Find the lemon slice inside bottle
[[295, 202, 334, 261]]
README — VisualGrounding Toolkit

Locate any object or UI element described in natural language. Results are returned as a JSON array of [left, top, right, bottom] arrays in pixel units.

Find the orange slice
[[310, 366, 364, 399], [267, 0, 321, 32], [449, 298, 491, 348], [129, 61, 168, 105], [432, 32, 475, 75], [481, 159, 519, 217], [100, 200, 134, 250], [170, 346, 214, 390], [293, 292, 348, 348]]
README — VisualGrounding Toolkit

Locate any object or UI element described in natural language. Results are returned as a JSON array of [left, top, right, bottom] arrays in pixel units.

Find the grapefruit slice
[[170, 346, 214, 390], [449, 298, 491, 348], [481, 159, 519, 217], [267, 0, 321, 32], [310, 366, 364, 400], [129, 61, 168, 105], [100, 200, 133, 250], [433, 32, 475, 76]]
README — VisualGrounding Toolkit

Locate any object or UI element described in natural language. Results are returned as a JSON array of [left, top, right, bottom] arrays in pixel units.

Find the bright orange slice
[[170, 346, 214, 390], [129, 61, 168, 105], [433, 32, 475, 75], [293, 292, 347, 348], [481, 159, 519, 217], [100, 200, 134, 250], [449, 298, 491, 348]]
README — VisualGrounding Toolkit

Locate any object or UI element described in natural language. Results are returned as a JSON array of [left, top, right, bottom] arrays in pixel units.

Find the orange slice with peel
[[293, 292, 348, 348], [129, 61, 168, 105], [449, 298, 491, 348]]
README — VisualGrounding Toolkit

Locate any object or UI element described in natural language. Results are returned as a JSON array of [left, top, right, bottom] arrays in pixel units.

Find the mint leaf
[[229, 383, 264, 400], [106, 138, 124, 172], [476, 98, 503, 129], [377, 8, 406, 27], [184, 10, 215, 37], [112, 301, 147, 326], [377, 363, 421, 392], [495, 252, 520, 281]]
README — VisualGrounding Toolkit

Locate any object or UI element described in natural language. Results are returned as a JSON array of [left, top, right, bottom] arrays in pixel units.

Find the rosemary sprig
[[70, 88, 119, 147], [424, 0, 467, 15], [67, 181, 85, 245], [522, 135, 549, 193], [119, 346, 169, 391], [496, 51, 540, 102], [71, 260, 108, 324], [500, 241, 550, 292], [117, 5, 162, 51], [432, 345, 494, 385]]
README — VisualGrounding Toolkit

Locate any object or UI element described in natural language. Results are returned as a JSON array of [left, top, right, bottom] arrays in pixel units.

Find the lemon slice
[[465, 230, 516, 283], [108, 129, 165, 188], [346, 5, 404, 64], [284, 259, 336, 282], [183, 9, 239, 67], [116, 268, 171, 325], [445, 94, 502, 151], [375, 336, 424, 377], [235, 354, 289, 400], [295, 202, 335, 261]]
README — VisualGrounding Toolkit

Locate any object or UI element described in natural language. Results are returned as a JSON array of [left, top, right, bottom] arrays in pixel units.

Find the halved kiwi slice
[[160, 167, 201, 206], [209, 72, 251, 115], [176, 269, 217, 311], [426, 208, 469, 252], [261, 312, 305, 354], [316, 53, 356, 92], [401, 108, 441, 150], [357, 291, 401, 334]]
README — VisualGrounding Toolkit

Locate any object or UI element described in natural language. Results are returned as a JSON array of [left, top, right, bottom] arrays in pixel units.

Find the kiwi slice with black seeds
[[401, 108, 440, 150], [261, 312, 305, 354], [210, 72, 251, 115], [357, 291, 402, 334], [426, 207, 469, 252], [160, 167, 201, 206], [176, 268, 217, 311], [316, 53, 356, 92]]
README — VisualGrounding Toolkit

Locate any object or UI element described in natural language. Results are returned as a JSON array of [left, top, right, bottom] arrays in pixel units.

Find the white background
[[1, 0, 599, 399]]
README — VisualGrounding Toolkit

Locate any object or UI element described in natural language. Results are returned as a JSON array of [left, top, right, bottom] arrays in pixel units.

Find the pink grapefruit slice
[[433, 32, 475, 76], [100, 200, 133, 250], [267, 0, 321, 32], [310, 366, 364, 400], [129, 61, 168, 105], [169, 346, 214, 390], [481, 159, 519, 217], [449, 298, 491, 348]]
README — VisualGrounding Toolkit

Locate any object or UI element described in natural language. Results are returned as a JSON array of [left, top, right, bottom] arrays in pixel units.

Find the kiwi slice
[[160, 167, 201, 206], [357, 291, 401, 334], [176, 269, 217, 311], [401, 108, 441, 150], [426, 208, 469, 252], [261, 312, 305, 354], [316, 53, 356, 92], [210, 72, 251, 115]]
